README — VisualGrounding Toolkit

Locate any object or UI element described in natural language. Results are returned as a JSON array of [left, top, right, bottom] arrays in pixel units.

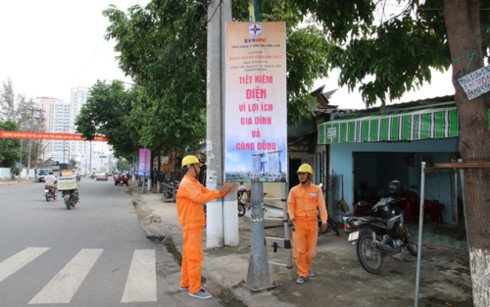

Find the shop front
[[318, 97, 463, 226]]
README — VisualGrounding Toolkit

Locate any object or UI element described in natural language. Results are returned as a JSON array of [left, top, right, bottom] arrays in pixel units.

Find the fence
[[0, 168, 36, 180]]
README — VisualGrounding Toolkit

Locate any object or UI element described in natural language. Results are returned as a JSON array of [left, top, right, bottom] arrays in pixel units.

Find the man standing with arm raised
[[176, 155, 238, 299]]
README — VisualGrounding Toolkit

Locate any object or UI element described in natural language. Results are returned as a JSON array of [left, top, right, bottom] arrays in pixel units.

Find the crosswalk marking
[[121, 249, 157, 303], [28, 248, 103, 304], [0, 247, 50, 283]]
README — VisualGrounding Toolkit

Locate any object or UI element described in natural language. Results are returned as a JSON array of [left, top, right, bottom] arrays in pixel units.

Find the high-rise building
[[32, 96, 70, 160], [33, 87, 113, 174], [69, 87, 90, 162]]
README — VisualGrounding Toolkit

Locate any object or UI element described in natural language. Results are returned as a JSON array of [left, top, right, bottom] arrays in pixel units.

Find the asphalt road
[[0, 179, 184, 307]]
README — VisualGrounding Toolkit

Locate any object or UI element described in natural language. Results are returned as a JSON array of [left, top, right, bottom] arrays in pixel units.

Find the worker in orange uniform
[[176, 155, 238, 299], [287, 163, 328, 284]]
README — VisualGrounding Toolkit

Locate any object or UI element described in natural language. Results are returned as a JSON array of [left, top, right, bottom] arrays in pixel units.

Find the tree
[[75, 81, 140, 160], [1, 79, 45, 171], [0, 121, 20, 169], [0, 79, 35, 128], [103, 0, 330, 152]]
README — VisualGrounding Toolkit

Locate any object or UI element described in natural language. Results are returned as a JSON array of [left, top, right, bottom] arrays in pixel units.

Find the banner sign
[[225, 21, 287, 182], [458, 64, 490, 100], [138, 148, 151, 176], [0, 131, 108, 142]]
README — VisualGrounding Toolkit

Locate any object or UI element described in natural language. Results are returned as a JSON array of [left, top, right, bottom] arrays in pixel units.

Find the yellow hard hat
[[181, 155, 202, 167], [297, 163, 313, 174]]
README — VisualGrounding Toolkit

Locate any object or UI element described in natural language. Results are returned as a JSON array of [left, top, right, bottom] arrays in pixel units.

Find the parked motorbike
[[347, 180, 417, 274], [44, 185, 57, 201], [62, 189, 79, 210], [162, 180, 179, 201]]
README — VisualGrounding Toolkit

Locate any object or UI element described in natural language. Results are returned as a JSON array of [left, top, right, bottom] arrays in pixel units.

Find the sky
[[0, 0, 150, 103], [0, 0, 454, 108]]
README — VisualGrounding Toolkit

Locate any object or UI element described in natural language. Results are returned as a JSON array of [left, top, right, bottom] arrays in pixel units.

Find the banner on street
[[224, 21, 287, 182]]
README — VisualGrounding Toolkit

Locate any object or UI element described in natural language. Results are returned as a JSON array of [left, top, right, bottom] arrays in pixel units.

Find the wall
[[0, 168, 36, 180]]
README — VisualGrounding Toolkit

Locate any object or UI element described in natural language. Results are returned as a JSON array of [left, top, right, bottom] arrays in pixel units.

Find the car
[[37, 169, 50, 182], [115, 174, 129, 186], [96, 172, 108, 181]]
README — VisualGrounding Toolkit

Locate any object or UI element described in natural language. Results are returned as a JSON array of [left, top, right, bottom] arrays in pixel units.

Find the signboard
[[58, 176, 78, 190], [224, 22, 287, 182], [61, 170, 74, 177], [458, 64, 490, 100], [0, 131, 108, 142], [138, 148, 151, 176]]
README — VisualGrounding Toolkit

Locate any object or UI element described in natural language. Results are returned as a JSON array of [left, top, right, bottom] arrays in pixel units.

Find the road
[[0, 179, 218, 307]]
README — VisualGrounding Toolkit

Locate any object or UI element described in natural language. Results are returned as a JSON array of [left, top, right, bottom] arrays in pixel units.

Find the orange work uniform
[[287, 183, 327, 278], [176, 175, 226, 294]]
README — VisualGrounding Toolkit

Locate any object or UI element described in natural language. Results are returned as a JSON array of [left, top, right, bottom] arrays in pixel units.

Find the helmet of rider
[[296, 163, 313, 174], [388, 180, 404, 198]]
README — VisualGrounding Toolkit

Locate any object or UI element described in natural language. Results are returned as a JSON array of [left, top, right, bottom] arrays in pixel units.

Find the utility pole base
[[246, 255, 277, 292]]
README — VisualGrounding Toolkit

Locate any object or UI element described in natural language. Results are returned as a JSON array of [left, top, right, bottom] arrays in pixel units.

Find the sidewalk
[[129, 183, 473, 307], [0, 178, 35, 186]]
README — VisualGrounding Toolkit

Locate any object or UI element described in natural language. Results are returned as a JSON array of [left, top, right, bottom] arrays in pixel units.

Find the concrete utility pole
[[246, 181, 275, 291], [206, 0, 238, 248]]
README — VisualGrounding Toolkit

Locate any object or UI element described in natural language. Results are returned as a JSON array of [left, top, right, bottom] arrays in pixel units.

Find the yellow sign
[[61, 170, 74, 177]]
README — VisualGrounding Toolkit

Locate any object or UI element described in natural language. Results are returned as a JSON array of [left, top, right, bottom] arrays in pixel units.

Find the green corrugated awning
[[319, 105, 460, 144]]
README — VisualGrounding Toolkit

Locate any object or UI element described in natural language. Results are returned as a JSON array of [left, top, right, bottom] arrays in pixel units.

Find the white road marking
[[121, 249, 156, 303], [0, 247, 50, 283], [29, 248, 103, 304]]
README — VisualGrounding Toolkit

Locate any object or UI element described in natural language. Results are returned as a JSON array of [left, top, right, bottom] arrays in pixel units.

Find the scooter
[[44, 185, 57, 201]]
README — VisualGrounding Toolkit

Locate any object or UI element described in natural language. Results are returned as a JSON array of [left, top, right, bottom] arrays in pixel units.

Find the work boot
[[296, 276, 305, 284], [308, 270, 315, 277]]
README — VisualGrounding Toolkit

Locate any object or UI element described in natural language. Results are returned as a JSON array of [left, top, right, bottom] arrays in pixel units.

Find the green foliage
[[102, 0, 489, 150], [75, 81, 139, 160], [69, 158, 78, 169], [104, 0, 331, 146], [0, 121, 20, 168], [297, 0, 489, 107], [104, 0, 210, 151]]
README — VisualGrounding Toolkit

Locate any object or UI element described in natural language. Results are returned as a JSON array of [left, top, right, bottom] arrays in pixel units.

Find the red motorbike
[[44, 185, 57, 201]]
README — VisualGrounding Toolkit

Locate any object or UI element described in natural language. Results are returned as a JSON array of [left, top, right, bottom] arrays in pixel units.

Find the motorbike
[[44, 185, 57, 201], [347, 180, 418, 274], [237, 190, 250, 217], [162, 180, 179, 201], [62, 189, 79, 210]]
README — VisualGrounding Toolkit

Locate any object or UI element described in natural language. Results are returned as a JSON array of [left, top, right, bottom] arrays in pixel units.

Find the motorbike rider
[[237, 181, 248, 200], [44, 171, 57, 195], [287, 163, 328, 284]]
